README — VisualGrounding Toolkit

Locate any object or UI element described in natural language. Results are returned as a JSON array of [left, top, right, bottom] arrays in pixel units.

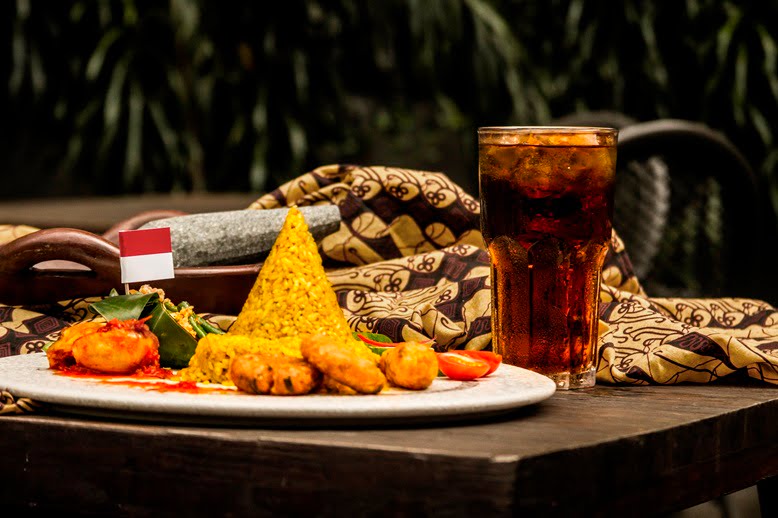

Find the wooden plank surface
[[2, 382, 777, 516], [0, 193, 261, 233]]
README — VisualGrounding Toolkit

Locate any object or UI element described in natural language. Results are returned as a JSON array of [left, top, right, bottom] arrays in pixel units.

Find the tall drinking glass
[[478, 127, 617, 389]]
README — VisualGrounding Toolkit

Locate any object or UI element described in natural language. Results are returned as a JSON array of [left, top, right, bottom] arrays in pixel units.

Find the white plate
[[0, 353, 556, 425]]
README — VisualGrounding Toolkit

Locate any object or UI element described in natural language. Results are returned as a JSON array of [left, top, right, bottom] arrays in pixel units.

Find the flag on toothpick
[[119, 228, 175, 284]]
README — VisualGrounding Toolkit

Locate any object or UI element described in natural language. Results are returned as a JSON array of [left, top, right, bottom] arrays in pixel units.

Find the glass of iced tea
[[478, 127, 617, 389]]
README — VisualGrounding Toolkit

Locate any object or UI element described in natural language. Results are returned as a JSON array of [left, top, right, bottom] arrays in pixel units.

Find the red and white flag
[[118, 228, 175, 284]]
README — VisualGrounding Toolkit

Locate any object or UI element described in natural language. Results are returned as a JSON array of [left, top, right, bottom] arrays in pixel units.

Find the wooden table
[[2, 382, 777, 516], [0, 193, 261, 233]]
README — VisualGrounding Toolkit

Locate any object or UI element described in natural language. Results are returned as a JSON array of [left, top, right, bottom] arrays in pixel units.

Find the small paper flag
[[119, 228, 175, 284]]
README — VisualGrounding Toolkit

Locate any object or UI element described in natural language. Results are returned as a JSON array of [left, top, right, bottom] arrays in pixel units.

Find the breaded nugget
[[300, 334, 386, 394], [229, 353, 321, 395], [379, 342, 439, 390]]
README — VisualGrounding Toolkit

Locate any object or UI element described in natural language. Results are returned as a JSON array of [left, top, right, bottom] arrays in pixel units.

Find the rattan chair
[[617, 119, 776, 302]]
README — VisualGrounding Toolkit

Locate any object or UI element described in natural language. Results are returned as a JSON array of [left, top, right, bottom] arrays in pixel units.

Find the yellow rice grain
[[228, 206, 353, 343]]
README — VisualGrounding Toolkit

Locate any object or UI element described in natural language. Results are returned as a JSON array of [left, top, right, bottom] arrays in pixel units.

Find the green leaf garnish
[[146, 303, 198, 368], [89, 292, 159, 321], [367, 345, 392, 357]]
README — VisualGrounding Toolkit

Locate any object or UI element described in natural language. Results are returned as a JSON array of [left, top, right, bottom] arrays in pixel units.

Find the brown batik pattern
[[250, 164, 484, 265], [597, 289, 778, 384], [0, 390, 44, 415], [327, 244, 493, 351], [0, 298, 99, 357], [1, 164, 778, 388]]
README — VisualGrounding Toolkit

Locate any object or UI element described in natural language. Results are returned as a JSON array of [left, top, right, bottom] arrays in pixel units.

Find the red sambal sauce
[[103, 379, 233, 394], [54, 363, 174, 380], [53, 367, 233, 394], [105, 379, 217, 394]]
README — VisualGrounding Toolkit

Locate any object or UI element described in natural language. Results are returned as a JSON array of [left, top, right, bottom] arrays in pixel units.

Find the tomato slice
[[437, 353, 490, 381], [447, 350, 502, 375]]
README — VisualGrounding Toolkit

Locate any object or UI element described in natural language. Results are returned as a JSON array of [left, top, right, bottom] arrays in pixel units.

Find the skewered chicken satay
[[229, 353, 322, 396]]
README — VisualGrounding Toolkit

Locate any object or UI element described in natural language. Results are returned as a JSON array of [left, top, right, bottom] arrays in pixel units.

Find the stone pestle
[[138, 206, 341, 267]]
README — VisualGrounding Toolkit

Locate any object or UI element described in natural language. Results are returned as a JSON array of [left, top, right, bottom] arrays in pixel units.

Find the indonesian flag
[[119, 228, 175, 284]]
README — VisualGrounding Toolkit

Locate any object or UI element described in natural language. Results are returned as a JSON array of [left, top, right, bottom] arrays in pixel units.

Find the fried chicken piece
[[47, 321, 105, 369], [379, 342, 439, 390], [300, 334, 386, 394], [229, 353, 322, 395], [71, 319, 160, 374]]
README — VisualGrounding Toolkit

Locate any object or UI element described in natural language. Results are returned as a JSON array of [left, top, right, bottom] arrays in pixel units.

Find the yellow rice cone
[[228, 206, 353, 342], [178, 206, 373, 384]]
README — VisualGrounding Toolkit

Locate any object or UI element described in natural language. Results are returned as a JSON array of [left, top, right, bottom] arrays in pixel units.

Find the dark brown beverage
[[478, 128, 617, 389]]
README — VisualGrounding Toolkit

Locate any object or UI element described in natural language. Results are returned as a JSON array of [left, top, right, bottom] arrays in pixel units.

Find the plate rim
[[0, 353, 556, 423]]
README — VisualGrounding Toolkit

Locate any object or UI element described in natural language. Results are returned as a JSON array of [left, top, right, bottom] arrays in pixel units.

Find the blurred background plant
[[2, 0, 778, 217]]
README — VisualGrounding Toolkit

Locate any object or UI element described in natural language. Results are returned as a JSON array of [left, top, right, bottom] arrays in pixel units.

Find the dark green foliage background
[[2, 0, 777, 219]]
